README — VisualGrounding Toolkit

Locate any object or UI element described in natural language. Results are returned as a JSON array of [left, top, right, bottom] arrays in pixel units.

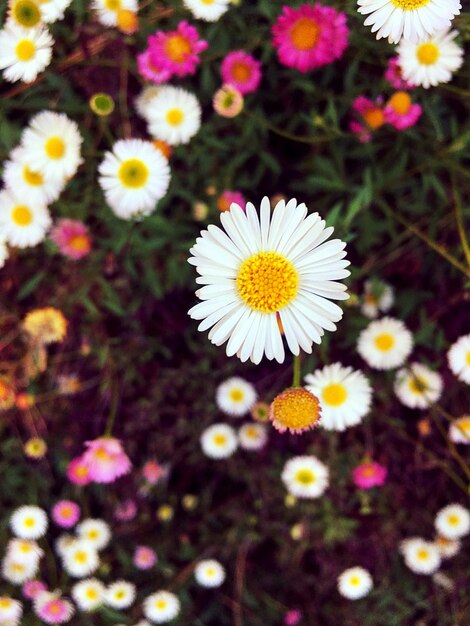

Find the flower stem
[[292, 353, 301, 388]]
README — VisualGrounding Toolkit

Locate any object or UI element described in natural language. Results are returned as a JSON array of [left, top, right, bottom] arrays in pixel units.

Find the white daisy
[[55, 534, 76, 557], [434, 536, 461, 559], [71, 578, 106, 612], [20, 111, 83, 179], [92, 0, 138, 27], [361, 279, 394, 319], [105, 581, 136, 609], [183, 0, 230, 22], [6, 539, 43, 566], [0, 23, 53, 83], [200, 423, 238, 459], [147, 86, 202, 146], [449, 416, 470, 445], [400, 537, 441, 574], [188, 197, 350, 364], [0, 190, 51, 248], [135, 86, 163, 121], [357, 317, 413, 370], [194, 559, 226, 587], [216, 377, 257, 417], [398, 29, 463, 89], [1, 556, 38, 584], [394, 363, 443, 409], [357, 0, 461, 44], [76, 519, 111, 551], [435, 504, 470, 540], [281, 456, 329, 499], [304, 362, 372, 431], [238, 423, 268, 450], [61, 540, 100, 578], [0, 597, 23, 626], [142, 591, 181, 624], [0, 238, 10, 268], [337, 567, 373, 600], [447, 334, 470, 384], [10, 506, 48, 540], [37, 0, 73, 23], [98, 138, 170, 220]]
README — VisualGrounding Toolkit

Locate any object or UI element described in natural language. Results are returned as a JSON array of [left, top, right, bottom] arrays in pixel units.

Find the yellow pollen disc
[[156, 600, 167, 609], [104, 0, 121, 10], [361, 465, 376, 478], [23, 166, 43, 186], [13, 564, 25, 573], [16, 39, 36, 61], [115, 590, 125, 598], [231, 62, 251, 82], [295, 468, 316, 485], [409, 376, 427, 394], [363, 107, 385, 130], [166, 108, 184, 126], [202, 0, 215, 4], [76, 466, 88, 477], [45, 137, 65, 159], [374, 332, 395, 352], [165, 35, 191, 63], [94, 447, 111, 460], [206, 567, 215, 576], [118, 158, 149, 188], [270, 388, 321, 432], [86, 588, 98, 599], [389, 91, 411, 115], [12, 205, 33, 226], [349, 576, 360, 586], [236, 251, 298, 313], [49, 602, 61, 615], [24, 517, 35, 528], [11, 0, 41, 28], [213, 434, 227, 446], [229, 388, 244, 402], [290, 17, 320, 51], [322, 383, 348, 407], [245, 426, 258, 438], [69, 234, 89, 252], [448, 514, 459, 526], [87, 530, 99, 539], [466, 351, 470, 365], [416, 549, 429, 560], [19, 543, 32, 553], [391, 0, 430, 8], [416, 42, 439, 65], [75, 550, 87, 564], [0, 599, 12, 609]]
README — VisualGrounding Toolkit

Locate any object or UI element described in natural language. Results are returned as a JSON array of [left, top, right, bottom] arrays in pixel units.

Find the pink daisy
[[82, 437, 132, 484], [352, 461, 387, 490], [221, 51, 261, 95], [216, 190, 245, 213], [137, 48, 172, 84], [23, 580, 47, 600], [349, 96, 385, 143], [384, 91, 422, 131], [272, 3, 349, 73], [51, 501, 80, 529], [134, 545, 157, 570], [142, 459, 168, 485], [114, 498, 137, 521], [148, 21, 208, 78], [50, 219, 91, 261], [66, 456, 91, 486], [34, 592, 74, 624], [384, 57, 415, 91], [285, 610, 303, 626]]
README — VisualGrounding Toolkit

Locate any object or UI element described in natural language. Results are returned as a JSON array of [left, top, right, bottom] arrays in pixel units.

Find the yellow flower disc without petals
[[322, 383, 348, 407], [118, 158, 149, 188], [16, 39, 35, 61], [11, 0, 41, 27], [295, 468, 316, 484], [391, 0, 430, 8], [270, 388, 321, 433], [416, 42, 440, 65], [23, 166, 43, 186], [45, 137, 65, 159], [12, 205, 33, 226], [374, 332, 395, 352], [166, 108, 184, 126]]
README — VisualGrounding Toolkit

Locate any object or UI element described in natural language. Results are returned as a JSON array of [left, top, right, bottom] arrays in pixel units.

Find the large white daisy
[[142, 591, 181, 624], [400, 537, 441, 574], [398, 29, 463, 89], [447, 334, 470, 384], [0, 23, 53, 83], [434, 504, 470, 540], [98, 138, 170, 220], [61, 540, 100, 578], [10, 506, 48, 540], [337, 567, 373, 600], [146, 86, 202, 146], [188, 197, 350, 364], [37, 0, 73, 23], [357, 317, 413, 370], [0, 597, 22, 625], [281, 455, 329, 499], [304, 362, 372, 431], [216, 377, 257, 417], [394, 362, 443, 409], [91, 0, 138, 27], [0, 190, 51, 248], [183, 0, 230, 22], [357, 0, 461, 44], [76, 519, 111, 551]]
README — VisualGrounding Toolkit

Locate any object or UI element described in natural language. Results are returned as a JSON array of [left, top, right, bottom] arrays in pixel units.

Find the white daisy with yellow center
[[21, 111, 83, 179], [0, 190, 51, 248], [61, 539, 100, 578], [281, 455, 329, 499], [91, 0, 137, 27], [9, 505, 48, 540], [98, 138, 170, 220], [304, 362, 372, 431], [6, 539, 44, 566], [398, 29, 463, 89], [361, 278, 394, 319], [449, 416, 470, 445], [357, 0, 461, 44], [143, 590, 181, 624], [76, 519, 111, 551], [400, 537, 441, 574], [357, 316, 413, 370], [216, 377, 257, 417], [434, 535, 461, 559], [435, 504, 470, 541], [183, 0, 230, 21], [189, 197, 350, 364], [8, 0, 43, 29], [104, 581, 136, 609], [238, 422, 268, 450], [394, 362, 443, 409], [0, 596, 22, 625], [36, 0, 73, 23], [448, 334, 470, 385], [1, 556, 38, 584], [337, 566, 373, 600], [71, 578, 106, 612], [200, 423, 238, 459], [194, 559, 226, 587], [0, 23, 53, 83], [146, 86, 202, 146]]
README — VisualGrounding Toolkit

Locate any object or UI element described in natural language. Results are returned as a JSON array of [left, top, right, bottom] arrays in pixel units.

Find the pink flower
[[142, 460, 168, 485], [353, 461, 387, 490], [23, 580, 47, 600], [66, 456, 91, 486], [349, 96, 385, 143], [385, 57, 415, 91], [221, 51, 261, 95], [51, 501, 80, 528], [285, 609, 303, 626], [216, 190, 246, 213], [384, 91, 422, 130], [50, 219, 91, 260], [148, 21, 208, 78], [114, 498, 137, 521], [213, 84, 244, 118], [134, 545, 158, 570], [272, 4, 348, 73], [34, 592, 74, 624], [137, 48, 172, 84], [82, 437, 132, 484]]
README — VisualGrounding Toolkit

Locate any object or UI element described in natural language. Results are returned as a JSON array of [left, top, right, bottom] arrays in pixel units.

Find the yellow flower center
[[86, 588, 98, 600], [322, 383, 348, 407], [0, 599, 12, 609], [117, 9, 137, 33], [94, 447, 111, 460], [236, 251, 299, 313], [374, 332, 395, 352], [244, 426, 259, 439], [389, 91, 411, 115], [201, 0, 215, 4], [24, 517, 35, 528], [69, 234, 89, 252], [270, 388, 321, 432], [391, 0, 430, 8], [229, 388, 244, 402], [447, 514, 459, 526], [363, 107, 385, 130], [213, 434, 227, 446], [16, 39, 36, 61], [75, 550, 87, 564], [349, 575, 360, 586], [466, 351, 470, 365], [19, 542, 32, 553], [417, 548, 429, 560], [166, 108, 184, 126], [360, 465, 376, 478], [23, 166, 43, 186], [416, 42, 440, 65], [408, 375, 427, 394], [49, 601, 62, 615], [87, 530, 99, 540], [11, 0, 41, 27], [118, 158, 149, 188], [45, 137, 65, 159], [231, 61, 251, 83], [12, 205, 33, 226], [156, 599, 167, 609], [290, 17, 320, 51], [295, 468, 316, 485], [165, 34, 191, 63], [104, 0, 121, 10]]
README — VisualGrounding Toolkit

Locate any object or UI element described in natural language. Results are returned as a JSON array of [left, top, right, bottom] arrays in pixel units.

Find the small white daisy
[[238, 423, 268, 450], [435, 504, 470, 540], [61, 540, 100, 578], [76, 519, 111, 551], [337, 566, 373, 600], [434, 536, 461, 559], [0, 190, 51, 248], [357, 317, 413, 370], [281, 456, 329, 499], [216, 377, 257, 417], [394, 363, 443, 409], [447, 334, 470, 384], [92, 0, 138, 27], [194, 559, 226, 587], [98, 138, 171, 220], [1, 556, 38, 584], [357, 0, 461, 44], [10, 506, 48, 540], [0, 23, 53, 83], [147, 86, 202, 146], [200, 423, 238, 459], [449, 416, 470, 445], [0, 597, 23, 626], [142, 590, 181, 624], [105, 581, 136, 609], [361, 279, 394, 319], [38, 0, 73, 23], [304, 362, 372, 432], [6, 539, 43, 566], [183, 0, 230, 22], [71, 578, 106, 612], [398, 29, 463, 89], [400, 537, 441, 575]]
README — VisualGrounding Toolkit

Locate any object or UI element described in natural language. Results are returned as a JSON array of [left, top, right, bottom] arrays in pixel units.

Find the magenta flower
[[216, 190, 246, 213], [134, 545, 158, 570], [50, 219, 91, 260], [66, 456, 91, 486], [34, 592, 74, 624], [51, 501, 80, 529], [353, 461, 387, 490], [384, 91, 422, 130], [272, 4, 349, 73], [23, 580, 47, 600], [82, 437, 132, 484], [221, 51, 261, 95], [349, 96, 385, 143], [114, 498, 137, 521], [385, 57, 415, 91], [148, 21, 208, 78], [285, 609, 303, 626], [137, 48, 172, 84]]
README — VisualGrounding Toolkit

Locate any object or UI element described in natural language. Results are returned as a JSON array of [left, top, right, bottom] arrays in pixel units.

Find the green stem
[[452, 173, 470, 268], [292, 353, 301, 388]]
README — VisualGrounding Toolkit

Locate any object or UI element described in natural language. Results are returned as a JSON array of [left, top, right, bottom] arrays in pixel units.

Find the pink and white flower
[[82, 437, 132, 484], [51, 501, 80, 529], [50, 219, 91, 260], [134, 546, 157, 570], [34, 591, 74, 624]]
